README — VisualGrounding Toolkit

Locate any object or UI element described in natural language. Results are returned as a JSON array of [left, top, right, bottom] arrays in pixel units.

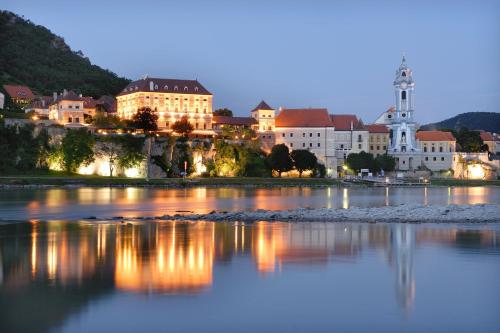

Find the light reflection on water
[[0, 221, 499, 333], [0, 186, 499, 220]]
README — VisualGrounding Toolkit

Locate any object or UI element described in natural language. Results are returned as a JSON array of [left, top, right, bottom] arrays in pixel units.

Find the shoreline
[[0, 176, 498, 189]]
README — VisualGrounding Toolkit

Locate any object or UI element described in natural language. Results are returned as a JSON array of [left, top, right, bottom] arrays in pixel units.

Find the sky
[[2, 0, 500, 123]]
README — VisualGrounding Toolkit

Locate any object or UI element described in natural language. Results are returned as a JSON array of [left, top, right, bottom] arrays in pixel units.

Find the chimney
[[63, 89, 68, 96], [79, 94, 82, 97], [53, 92, 57, 101], [149, 81, 154, 91], [350, 121, 353, 131]]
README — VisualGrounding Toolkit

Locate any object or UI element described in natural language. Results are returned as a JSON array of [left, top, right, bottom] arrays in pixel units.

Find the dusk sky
[[3, 0, 500, 123]]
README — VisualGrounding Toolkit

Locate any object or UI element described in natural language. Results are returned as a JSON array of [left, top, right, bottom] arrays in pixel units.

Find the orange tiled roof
[[330, 114, 364, 131], [480, 131, 494, 141], [252, 100, 274, 111], [275, 108, 332, 127], [416, 130, 455, 141], [3, 84, 34, 100], [366, 124, 389, 133]]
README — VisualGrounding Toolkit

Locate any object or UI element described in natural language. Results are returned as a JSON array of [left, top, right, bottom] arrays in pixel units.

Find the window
[[402, 113, 406, 117], [377, 146, 380, 150], [358, 134, 362, 142], [441, 157, 445, 161], [302, 143, 305, 148], [340, 144, 344, 149], [424, 147, 427, 152], [195, 123, 199, 129], [290, 143, 293, 148], [370, 145, 374, 150], [184, 87, 188, 92], [387, 114, 392, 119], [309, 143, 313, 148], [439, 147, 443, 152], [75, 105, 79, 109], [290, 133, 293, 137], [401, 90, 407, 100], [75, 117, 79, 123], [68, 117, 72, 123], [317, 143, 320, 147], [358, 144, 362, 149], [302, 133, 305, 137], [383, 146, 386, 150], [433, 157, 437, 161], [309, 133, 312, 137], [317, 133, 320, 137], [204, 124, 207, 129], [431, 147, 435, 152], [68, 105, 73, 108], [425, 157, 428, 161], [282, 133, 285, 137], [402, 71, 406, 77]]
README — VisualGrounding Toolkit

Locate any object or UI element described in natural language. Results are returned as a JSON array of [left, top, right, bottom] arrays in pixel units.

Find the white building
[[386, 57, 422, 171], [275, 108, 338, 176], [49, 90, 86, 126]]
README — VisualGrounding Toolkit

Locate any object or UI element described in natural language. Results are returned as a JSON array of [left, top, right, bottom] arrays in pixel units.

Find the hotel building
[[116, 77, 213, 134]]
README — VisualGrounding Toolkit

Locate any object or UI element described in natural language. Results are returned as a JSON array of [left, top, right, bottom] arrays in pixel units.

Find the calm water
[[0, 221, 499, 333], [0, 187, 499, 332], [0, 186, 499, 220]]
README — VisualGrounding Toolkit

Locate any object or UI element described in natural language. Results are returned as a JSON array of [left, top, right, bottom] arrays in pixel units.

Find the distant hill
[[0, 10, 130, 98], [420, 112, 500, 133]]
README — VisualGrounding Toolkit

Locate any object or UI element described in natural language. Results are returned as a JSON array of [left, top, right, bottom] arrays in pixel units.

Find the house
[[275, 108, 337, 176], [49, 90, 85, 126], [479, 131, 496, 153], [25, 96, 53, 117], [251, 101, 276, 151], [116, 77, 213, 135], [2, 84, 35, 107], [330, 114, 369, 163], [366, 124, 390, 157], [416, 131, 456, 171]]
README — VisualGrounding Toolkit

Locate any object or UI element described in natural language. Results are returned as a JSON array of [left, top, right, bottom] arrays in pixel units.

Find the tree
[[213, 108, 233, 117], [92, 114, 125, 129], [346, 151, 377, 173], [95, 135, 145, 177], [291, 149, 317, 177], [131, 107, 158, 133], [267, 144, 293, 177], [375, 154, 396, 172], [449, 128, 485, 152], [61, 128, 94, 173], [172, 116, 194, 137]]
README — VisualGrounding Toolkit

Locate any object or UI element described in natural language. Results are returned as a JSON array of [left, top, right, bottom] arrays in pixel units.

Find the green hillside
[[0, 10, 130, 97], [420, 112, 500, 133]]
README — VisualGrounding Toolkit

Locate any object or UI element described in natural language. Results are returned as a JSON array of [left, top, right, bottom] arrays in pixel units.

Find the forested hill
[[420, 112, 500, 133], [0, 10, 130, 97]]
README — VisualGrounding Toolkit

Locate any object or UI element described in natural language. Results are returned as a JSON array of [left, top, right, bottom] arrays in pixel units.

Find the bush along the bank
[[95, 135, 145, 177]]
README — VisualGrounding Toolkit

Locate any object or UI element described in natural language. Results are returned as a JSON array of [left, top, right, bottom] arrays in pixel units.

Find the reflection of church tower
[[387, 57, 421, 170], [392, 224, 416, 310]]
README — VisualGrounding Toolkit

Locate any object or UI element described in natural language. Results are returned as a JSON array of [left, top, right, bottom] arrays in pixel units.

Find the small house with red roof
[[2, 84, 35, 107]]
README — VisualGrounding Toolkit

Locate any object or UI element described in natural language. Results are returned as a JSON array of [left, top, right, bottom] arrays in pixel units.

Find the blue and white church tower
[[387, 57, 421, 170]]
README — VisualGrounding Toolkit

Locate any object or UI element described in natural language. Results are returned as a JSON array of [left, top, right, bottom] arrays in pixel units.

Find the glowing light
[[468, 164, 485, 179], [124, 167, 141, 178], [77, 164, 94, 175]]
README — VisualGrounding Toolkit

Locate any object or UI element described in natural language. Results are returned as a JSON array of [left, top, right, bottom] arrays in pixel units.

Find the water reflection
[[1, 186, 498, 220], [0, 221, 499, 332]]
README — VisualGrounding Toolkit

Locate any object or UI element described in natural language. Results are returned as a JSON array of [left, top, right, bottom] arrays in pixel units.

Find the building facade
[[416, 131, 456, 171], [251, 101, 276, 152], [275, 108, 338, 176], [116, 77, 213, 134], [366, 124, 390, 157], [49, 90, 85, 126]]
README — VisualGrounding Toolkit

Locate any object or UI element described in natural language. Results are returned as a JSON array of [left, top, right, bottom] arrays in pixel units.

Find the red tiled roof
[[28, 96, 53, 109], [3, 85, 34, 100], [252, 100, 274, 111], [212, 116, 257, 126], [81, 96, 97, 108], [480, 131, 494, 141], [96, 95, 117, 113], [387, 106, 395, 113], [416, 131, 455, 141], [117, 78, 211, 96], [51, 91, 83, 104], [366, 124, 389, 133], [330, 114, 364, 130], [276, 108, 333, 127]]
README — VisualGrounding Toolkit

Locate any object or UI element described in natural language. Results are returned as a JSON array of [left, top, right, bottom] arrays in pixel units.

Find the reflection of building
[[114, 223, 215, 293], [391, 224, 416, 309]]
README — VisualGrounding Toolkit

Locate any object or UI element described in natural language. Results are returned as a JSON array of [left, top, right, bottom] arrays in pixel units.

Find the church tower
[[387, 57, 421, 170]]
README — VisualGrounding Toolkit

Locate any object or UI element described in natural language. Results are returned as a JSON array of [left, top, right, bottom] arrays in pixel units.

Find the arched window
[[401, 91, 407, 100], [164, 85, 168, 90], [184, 86, 188, 92], [402, 71, 406, 77]]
